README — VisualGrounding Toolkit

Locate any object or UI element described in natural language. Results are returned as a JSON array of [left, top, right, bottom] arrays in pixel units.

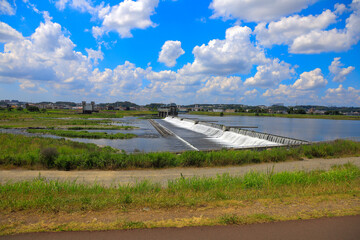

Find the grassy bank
[[27, 129, 136, 139], [66, 126, 136, 130], [0, 109, 154, 129], [1, 164, 359, 213], [0, 164, 359, 235], [1, 133, 359, 170], [189, 111, 360, 120]]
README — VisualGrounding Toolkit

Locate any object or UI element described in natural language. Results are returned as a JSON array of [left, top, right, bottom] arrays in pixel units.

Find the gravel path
[[1, 157, 359, 186]]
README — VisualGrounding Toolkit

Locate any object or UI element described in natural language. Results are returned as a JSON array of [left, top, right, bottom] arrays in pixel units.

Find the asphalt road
[[0, 157, 359, 186], [2, 215, 360, 240]]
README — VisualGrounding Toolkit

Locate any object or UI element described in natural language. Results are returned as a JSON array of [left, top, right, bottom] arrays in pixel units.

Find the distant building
[[82, 101, 97, 114], [158, 103, 178, 118], [213, 109, 224, 113]]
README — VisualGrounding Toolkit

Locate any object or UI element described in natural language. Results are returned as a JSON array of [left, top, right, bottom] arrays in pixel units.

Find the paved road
[[1, 157, 359, 186], [2, 215, 360, 240]]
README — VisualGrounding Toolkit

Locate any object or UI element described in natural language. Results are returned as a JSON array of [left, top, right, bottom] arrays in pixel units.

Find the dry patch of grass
[[1, 164, 359, 235], [0, 194, 359, 235]]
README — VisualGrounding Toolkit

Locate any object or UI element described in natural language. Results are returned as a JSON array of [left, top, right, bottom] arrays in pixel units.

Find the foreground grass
[[189, 111, 360, 120], [1, 164, 359, 213], [1, 133, 360, 170], [27, 129, 137, 139], [0, 164, 359, 235]]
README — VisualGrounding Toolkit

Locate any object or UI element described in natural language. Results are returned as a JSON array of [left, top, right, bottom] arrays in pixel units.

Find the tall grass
[[0, 133, 359, 170], [0, 164, 358, 213]]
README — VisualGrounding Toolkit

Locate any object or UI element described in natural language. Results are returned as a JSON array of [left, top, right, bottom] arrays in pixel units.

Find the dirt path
[[1, 157, 359, 186], [2, 215, 360, 240]]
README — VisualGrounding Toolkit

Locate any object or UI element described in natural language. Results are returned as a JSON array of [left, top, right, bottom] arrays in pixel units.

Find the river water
[[1, 115, 359, 153]]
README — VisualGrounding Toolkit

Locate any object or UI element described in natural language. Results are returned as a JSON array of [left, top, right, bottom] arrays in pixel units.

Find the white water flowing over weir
[[163, 117, 281, 148]]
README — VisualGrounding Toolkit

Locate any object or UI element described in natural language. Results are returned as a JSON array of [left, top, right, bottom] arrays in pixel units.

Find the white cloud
[[244, 59, 294, 88], [290, 2, 360, 53], [255, 1, 360, 54], [244, 89, 259, 96], [0, 18, 93, 92], [180, 26, 267, 76], [334, 3, 348, 15], [322, 84, 360, 105], [54, 0, 105, 17], [0, 22, 23, 42], [92, 0, 159, 38], [329, 57, 355, 82], [292, 68, 327, 90], [146, 70, 176, 82], [197, 76, 242, 95], [89, 61, 149, 97], [255, 10, 337, 47], [19, 80, 47, 93], [0, 0, 15, 15], [210, 0, 317, 22], [86, 47, 103, 65], [263, 68, 327, 103], [158, 40, 185, 67]]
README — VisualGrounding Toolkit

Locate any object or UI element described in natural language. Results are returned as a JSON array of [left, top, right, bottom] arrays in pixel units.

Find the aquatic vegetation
[[27, 129, 137, 139]]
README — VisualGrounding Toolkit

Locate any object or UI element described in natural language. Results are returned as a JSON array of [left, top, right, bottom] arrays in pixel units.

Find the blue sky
[[0, 0, 359, 106]]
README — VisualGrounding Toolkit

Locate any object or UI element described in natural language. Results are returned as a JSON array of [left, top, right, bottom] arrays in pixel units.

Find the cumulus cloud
[[255, 1, 360, 54], [92, 0, 159, 38], [197, 76, 242, 96], [244, 89, 259, 97], [0, 22, 23, 42], [0, 0, 15, 15], [86, 47, 103, 65], [210, 0, 316, 22], [244, 59, 294, 88], [292, 68, 327, 90], [19, 80, 48, 93], [158, 40, 185, 67], [263, 68, 327, 103], [179, 26, 267, 76], [0, 18, 93, 93], [322, 84, 360, 105], [329, 57, 355, 83], [255, 10, 337, 47]]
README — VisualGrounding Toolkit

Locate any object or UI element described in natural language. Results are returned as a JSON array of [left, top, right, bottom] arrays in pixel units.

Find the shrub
[[27, 106, 40, 112], [40, 147, 59, 168]]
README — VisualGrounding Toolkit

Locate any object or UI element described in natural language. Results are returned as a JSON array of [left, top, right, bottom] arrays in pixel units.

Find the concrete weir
[[167, 116, 309, 146]]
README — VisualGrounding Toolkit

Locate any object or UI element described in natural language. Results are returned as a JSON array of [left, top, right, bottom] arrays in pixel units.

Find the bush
[[40, 147, 59, 168], [27, 106, 40, 112]]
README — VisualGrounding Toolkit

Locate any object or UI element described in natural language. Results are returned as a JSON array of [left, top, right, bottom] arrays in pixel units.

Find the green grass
[[0, 133, 360, 170], [66, 126, 136, 130], [0, 109, 155, 129], [0, 164, 359, 213], [188, 111, 360, 120], [26, 129, 136, 139]]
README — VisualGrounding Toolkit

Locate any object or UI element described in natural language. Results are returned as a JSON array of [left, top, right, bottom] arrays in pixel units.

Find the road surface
[[2, 215, 360, 240]]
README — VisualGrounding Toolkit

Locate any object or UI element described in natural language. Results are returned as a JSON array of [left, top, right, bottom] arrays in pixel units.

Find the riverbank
[[188, 111, 360, 121], [0, 164, 359, 235], [1, 133, 360, 170]]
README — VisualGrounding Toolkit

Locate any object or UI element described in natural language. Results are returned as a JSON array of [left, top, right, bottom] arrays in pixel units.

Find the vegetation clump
[[26, 129, 136, 139]]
